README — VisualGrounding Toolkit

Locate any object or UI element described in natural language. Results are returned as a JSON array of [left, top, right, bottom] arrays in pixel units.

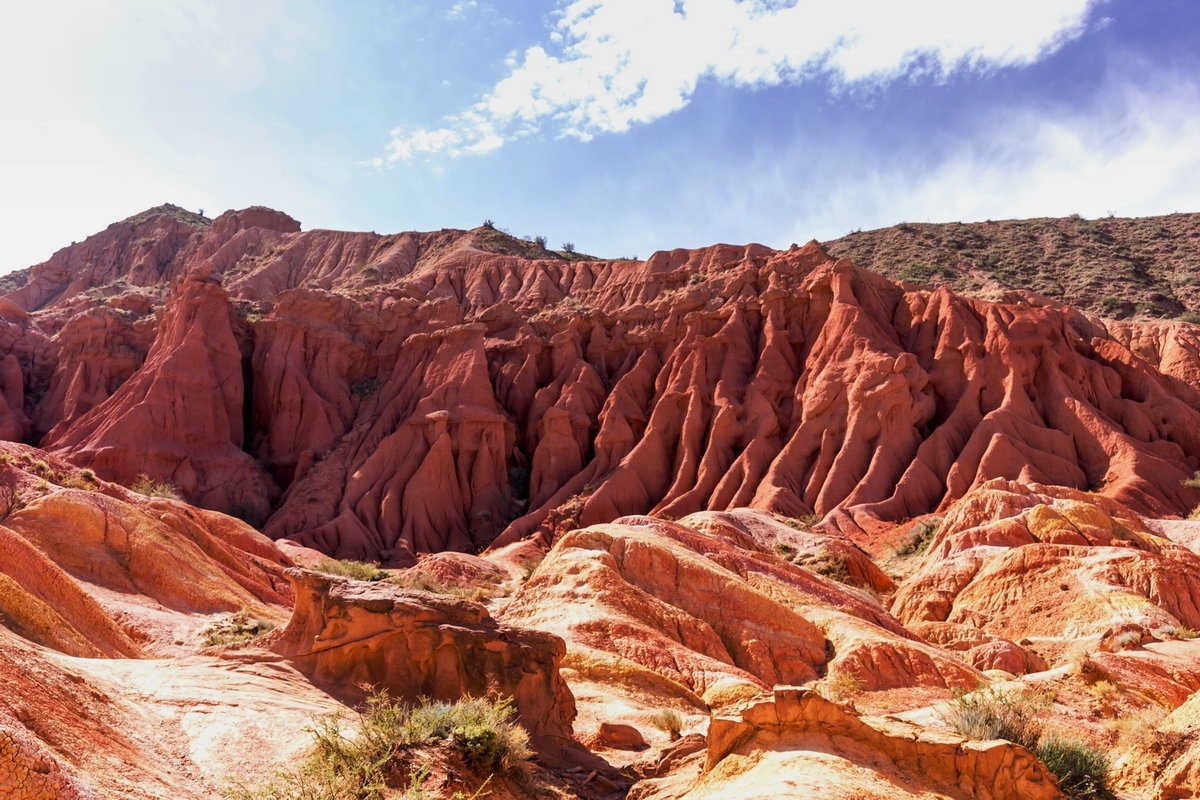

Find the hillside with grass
[[822, 212, 1200, 320]]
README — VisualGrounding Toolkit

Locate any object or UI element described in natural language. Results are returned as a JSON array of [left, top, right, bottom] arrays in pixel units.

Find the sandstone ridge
[[3, 207, 1200, 564]]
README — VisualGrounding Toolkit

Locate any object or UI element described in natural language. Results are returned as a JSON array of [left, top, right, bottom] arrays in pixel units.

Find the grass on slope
[[823, 212, 1200, 320], [231, 693, 533, 800]]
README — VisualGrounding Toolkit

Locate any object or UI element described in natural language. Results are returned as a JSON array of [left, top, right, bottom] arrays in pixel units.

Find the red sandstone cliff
[[4, 206, 1200, 564]]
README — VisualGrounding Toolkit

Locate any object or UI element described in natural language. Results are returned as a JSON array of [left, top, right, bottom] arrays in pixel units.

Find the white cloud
[[786, 75, 1200, 242], [447, 1, 479, 20], [383, 0, 1101, 162]]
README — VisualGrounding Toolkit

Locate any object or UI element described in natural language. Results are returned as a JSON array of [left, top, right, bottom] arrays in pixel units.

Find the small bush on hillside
[[944, 690, 1109, 797], [898, 262, 954, 284], [774, 542, 797, 558], [1036, 735, 1109, 798], [649, 709, 684, 740], [941, 688, 1047, 749], [389, 571, 494, 603], [1161, 624, 1199, 640], [130, 473, 182, 500], [314, 559, 388, 582], [232, 693, 530, 800], [1182, 471, 1200, 489], [0, 485, 26, 519], [201, 609, 276, 646], [896, 517, 942, 557], [59, 471, 101, 490], [818, 672, 864, 704]]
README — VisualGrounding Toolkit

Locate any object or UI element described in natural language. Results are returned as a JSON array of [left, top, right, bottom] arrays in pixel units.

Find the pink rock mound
[[0, 443, 291, 656], [499, 511, 979, 718], [890, 481, 1200, 704], [632, 686, 1061, 800]]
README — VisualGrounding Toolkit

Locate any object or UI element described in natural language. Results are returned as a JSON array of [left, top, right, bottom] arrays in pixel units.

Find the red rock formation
[[0, 443, 291, 655], [44, 268, 278, 520], [890, 481, 1200, 685], [271, 568, 577, 758], [0, 441, 319, 800], [5, 206, 1200, 563], [672, 687, 1063, 800], [499, 511, 980, 719]]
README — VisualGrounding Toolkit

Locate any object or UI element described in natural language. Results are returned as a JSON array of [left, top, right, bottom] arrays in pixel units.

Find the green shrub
[[1163, 624, 1199, 640], [1098, 296, 1128, 318], [817, 672, 864, 703], [389, 571, 494, 603], [1036, 735, 1109, 798], [774, 542, 797, 558], [315, 559, 388, 582], [58, 468, 100, 490], [940, 688, 1047, 749], [898, 263, 954, 284], [896, 517, 942, 557], [233, 693, 530, 799]]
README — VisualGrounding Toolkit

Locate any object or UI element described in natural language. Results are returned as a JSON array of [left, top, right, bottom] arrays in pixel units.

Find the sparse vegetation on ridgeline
[[130, 473, 182, 500], [314, 559, 389, 582], [823, 212, 1200, 320], [201, 609, 276, 647]]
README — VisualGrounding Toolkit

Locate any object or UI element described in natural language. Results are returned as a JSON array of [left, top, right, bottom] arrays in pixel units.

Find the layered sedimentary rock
[[890, 481, 1200, 642], [0, 441, 330, 800], [5, 206, 1200, 563], [0, 443, 291, 656], [632, 686, 1063, 800], [499, 510, 980, 721]]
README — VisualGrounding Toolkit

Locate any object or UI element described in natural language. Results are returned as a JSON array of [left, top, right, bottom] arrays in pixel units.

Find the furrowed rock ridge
[[2, 205, 1200, 565]]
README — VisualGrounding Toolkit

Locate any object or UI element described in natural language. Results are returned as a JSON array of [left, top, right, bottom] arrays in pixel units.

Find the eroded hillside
[[2, 206, 1200, 566], [823, 213, 1200, 320], [4, 206, 1200, 799]]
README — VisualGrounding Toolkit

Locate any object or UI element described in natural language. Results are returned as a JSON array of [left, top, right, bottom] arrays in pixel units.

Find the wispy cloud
[[784, 74, 1200, 242], [381, 0, 1101, 163], [446, 1, 479, 21]]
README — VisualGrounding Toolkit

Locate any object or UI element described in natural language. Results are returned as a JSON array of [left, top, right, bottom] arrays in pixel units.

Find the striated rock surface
[[45, 268, 278, 520], [4, 207, 1200, 561], [0, 443, 291, 656], [629, 686, 1062, 800], [890, 481, 1200, 648], [498, 510, 981, 738], [0, 439, 337, 800], [7, 206, 1200, 797]]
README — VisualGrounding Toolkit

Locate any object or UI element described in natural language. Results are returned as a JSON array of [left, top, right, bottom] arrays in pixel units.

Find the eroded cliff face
[[5, 206, 1200, 566], [6, 441, 1200, 797]]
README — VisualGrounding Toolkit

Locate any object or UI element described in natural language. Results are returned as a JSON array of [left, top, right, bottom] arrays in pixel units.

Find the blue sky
[[2, 0, 1199, 272]]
